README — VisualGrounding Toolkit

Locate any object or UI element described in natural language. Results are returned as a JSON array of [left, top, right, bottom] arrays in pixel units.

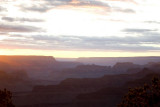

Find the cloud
[[123, 28, 157, 33], [18, 0, 136, 17], [1, 34, 160, 51], [104, 0, 137, 4], [0, 6, 7, 12], [18, 0, 137, 16], [21, 5, 50, 13], [122, 28, 160, 44], [20, 0, 110, 13], [45, 0, 109, 7], [144, 21, 160, 24], [1, 17, 44, 22], [0, 0, 157, 52], [113, 8, 135, 13], [69, 0, 110, 7], [0, 24, 44, 32]]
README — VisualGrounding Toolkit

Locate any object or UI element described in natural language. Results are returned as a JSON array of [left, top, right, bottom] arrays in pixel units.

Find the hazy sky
[[0, 0, 160, 58]]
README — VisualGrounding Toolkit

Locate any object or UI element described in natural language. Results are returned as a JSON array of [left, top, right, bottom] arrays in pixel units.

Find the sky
[[0, 0, 160, 58]]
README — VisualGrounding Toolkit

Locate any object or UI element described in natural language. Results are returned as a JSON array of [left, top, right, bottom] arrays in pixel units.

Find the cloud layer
[[2, 17, 44, 22], [1, 32, 160, 51], [0, 24, 44, 32], [0, 0, 160, 55]]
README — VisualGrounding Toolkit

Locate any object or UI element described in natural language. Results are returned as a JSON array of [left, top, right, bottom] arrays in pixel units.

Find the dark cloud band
[[1, 17, 44, 22], [1, 33, 160, 51], [0, 24, 44, 32]]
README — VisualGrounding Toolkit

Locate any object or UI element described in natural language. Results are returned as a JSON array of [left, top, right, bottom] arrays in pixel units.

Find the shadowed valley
[[0, 56, 160, 107]]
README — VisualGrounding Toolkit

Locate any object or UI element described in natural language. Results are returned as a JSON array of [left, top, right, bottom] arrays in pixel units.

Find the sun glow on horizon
[[0, 49, 160, 58], [0, 0, 160, 57]]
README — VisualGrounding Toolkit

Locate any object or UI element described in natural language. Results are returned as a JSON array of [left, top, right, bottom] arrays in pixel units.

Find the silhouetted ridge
[[0, 55, 81, 79], [0, 55, 56, 64], [49, 64, 112, 80], [32, 68, 156, 93], [77, 57, 160, 66], [112, 62, 140, 73]]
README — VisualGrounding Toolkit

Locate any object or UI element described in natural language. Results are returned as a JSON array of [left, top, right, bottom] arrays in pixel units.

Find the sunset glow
[[0, 0, 160, 57], [0, 49, 160, 58]]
